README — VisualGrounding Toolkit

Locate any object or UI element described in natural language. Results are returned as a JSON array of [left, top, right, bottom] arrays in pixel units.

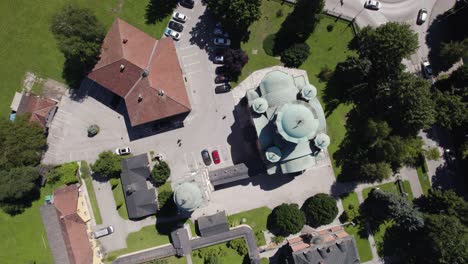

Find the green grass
[[261, 258, 269, 264], [341, 192, 373, 262], [143, 256, 187, 264], [110, 178, 129, 220], [416, 164, 431, 195], [227, 207, 272, 246], [191, 242, 245, 264], [373, 220, 394, 257], [362, 180, 414, 200], [0, 180, 75, 263], [234, 0, 294, 84], [0, 0, 171, 118], [83, 176, 102, 224], [105, 225, 171, 262]]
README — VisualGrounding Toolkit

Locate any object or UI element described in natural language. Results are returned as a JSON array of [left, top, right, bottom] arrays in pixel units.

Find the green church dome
[[173, 182, 203, 212], [276, 102, 319, 143]]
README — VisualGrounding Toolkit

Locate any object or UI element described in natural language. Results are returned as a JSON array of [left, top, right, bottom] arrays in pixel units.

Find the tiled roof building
[[88, 18, 190, 126]]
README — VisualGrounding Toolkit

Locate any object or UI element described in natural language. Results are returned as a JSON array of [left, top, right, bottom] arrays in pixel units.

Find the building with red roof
[[10, 92, 58, 129], [88, 18, 191, 127]]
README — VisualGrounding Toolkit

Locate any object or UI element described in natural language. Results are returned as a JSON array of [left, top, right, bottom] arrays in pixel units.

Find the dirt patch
[[42, 79, 68, 101]]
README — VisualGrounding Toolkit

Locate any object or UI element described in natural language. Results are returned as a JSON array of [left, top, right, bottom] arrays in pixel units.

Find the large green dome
[[275, 102, 319, 143], [173, 182, 203, 212]]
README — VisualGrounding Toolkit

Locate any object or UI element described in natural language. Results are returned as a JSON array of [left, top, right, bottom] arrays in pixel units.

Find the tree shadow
[[145, 0, 178, 24], [189, 11, 215, 50], [322, 72, 350, 117]]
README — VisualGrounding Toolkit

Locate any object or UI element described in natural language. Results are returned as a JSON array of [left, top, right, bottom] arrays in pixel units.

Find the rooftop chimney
[[123, 38, 128, 44], [138, 94, 143, 102], [120, 64, 125, 72], [142, 69, 149, 77], [158, 90, 165, 96]]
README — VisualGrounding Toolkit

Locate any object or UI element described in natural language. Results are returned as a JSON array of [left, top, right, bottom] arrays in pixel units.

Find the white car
[[172, 12, 187, 23], [214, 38, 231, 46], [417, 9, 428, 25], [115, 147, 131, 155], [213, 28, 229, 38], [422, 61, 433, 78], [364, 0, 381, 10], [164, 28, 181, 41], [92, 226, 114, 239]]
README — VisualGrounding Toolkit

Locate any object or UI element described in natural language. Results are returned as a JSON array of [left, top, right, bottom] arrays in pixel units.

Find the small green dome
[[265, 146, 282, 163], [314, 133, 330, 149], [276, 102, 319, 143], [301, 83, 317, 100], [173, 182, 203, 212], [252, 98, 269, 114]]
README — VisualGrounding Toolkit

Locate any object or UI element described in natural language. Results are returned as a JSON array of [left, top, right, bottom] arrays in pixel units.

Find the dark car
[[215, 75, 230, 84], [201, 149, 212, 165], [215, 66, 226, 75], [212, 150, 221, 164], [180, 0, 194, 8], [215, 83, 232, 93], [168, 21, 184, 32]]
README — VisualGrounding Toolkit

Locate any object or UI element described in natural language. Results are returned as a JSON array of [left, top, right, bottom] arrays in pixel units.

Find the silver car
[[92, 226, 114, 239], [364, 0, 381, 10], [214, 38, 231, 46], [417, 9, 428, 25]]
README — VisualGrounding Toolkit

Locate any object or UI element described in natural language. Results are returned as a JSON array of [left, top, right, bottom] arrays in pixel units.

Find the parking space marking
[[182, 53, 198, 59], [180, 45, 196, 50], [186, 70, 201, 75], [184, 61, 200, 67]]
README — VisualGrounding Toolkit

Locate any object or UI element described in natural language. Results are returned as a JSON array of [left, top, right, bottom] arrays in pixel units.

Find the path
[[399, 167, 423, 198]]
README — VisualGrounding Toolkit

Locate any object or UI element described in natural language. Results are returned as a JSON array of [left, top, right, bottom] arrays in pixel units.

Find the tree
[[202, 0, 261, 38], [223, 48, 249, 78], [151, 161, 171, 187], [205, 255, 222, 264], [269, 203, 306, 235], [0, 167, 40, 214], [334, 56, 371, 102], [440, 39, 468, 67], [145, 0, 178, 24], [302, 193, 338, 227], [433, 90, 467, 130], [48, 162, 79, 185], [227, 238, 248, 255], [415, 189, 468, 225], [0, 114, 46, 171], [358, 22, 418, 76], [388, 73, 435, 135], [449, 64, 468, 91], [358, 162, 392, 182], [280, 43, 310, 68], [51, 4, 104, 87], [91, 151, 122, 178]]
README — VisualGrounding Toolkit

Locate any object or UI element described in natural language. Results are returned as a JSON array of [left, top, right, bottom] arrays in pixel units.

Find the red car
[[212, 150, 221, 164]]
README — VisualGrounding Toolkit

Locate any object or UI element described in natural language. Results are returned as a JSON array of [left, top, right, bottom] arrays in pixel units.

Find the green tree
[[227, 238, 248, 255], [202, 0, 261, 37], [0, 167, 40, 214], [0, 114, 46, 171], [358, 22, 418, 76], [358, 162, 392, 182], [424, 147, 441, 161], [416, 189, 468, 225], [440, 39, 468, 67], [48, 162, 79, 185], [302, 193, 338, 227], [151, 161, 171, 187], [91, 151, 122, 178], [51, 4, 104, 87], [388, 73, 435, 135], [280, 43, 310, 68], [269, 203, 306, 235], [223, 48, 249, 78], [433, 91, 467, 130], [334, 56, 371, 103]]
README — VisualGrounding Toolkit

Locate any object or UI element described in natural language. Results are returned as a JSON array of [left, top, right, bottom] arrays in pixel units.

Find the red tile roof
[[53, 185, 93, 264], [16, 93, 57, 128], [88, 18, 191, 126]]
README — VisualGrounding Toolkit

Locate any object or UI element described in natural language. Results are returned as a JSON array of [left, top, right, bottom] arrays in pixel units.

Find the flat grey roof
[[197, 211, 230, 237], [120, 154, 158, 219], [209, 164, 250, 186]]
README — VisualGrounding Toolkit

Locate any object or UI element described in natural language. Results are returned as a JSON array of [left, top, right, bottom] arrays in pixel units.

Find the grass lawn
[[227, 207, 272, 246], [0, 0, 170, 118], [110, 178, 129, 220], [373, 220, 394, 257], [0, 178, 77, 263], [341, 192, 373, 262], [192, 242, 245, 264], [362, 180, 414, 200], [83, 176, 103, 224], [144, 256, 187, 264], [416, 162, 431, 195], [105, 225, 171, 262]]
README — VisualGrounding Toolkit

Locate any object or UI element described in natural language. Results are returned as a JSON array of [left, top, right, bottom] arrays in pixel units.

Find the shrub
[[276, 9, 283, 18], [424, 147, 441, 161], [327, 24, 334, 32], [151, 161, 171, 187], [263, 34, 276, 56], [272, 236, 285, 244], [158, 190, 173, 209], [269, 203, 306, 235], [339, 210, 350, 223], [281, 43, 310, 68], [48, 162, 79, 185], [87, 124, 100, 137], [91, 151, 122, 178], [318, 65, 333, 82], [227, 238, 248, 255], [205, 255, 221, 264], [302, 193, 338, 227]]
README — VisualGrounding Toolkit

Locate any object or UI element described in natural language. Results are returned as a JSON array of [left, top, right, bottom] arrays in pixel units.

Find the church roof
[[173, 182, 203, 212]]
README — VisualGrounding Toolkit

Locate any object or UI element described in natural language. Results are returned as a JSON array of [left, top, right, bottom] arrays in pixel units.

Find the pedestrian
[[177, 139, 181, 144], [222, 115, 226, 120], [179, 143, 182, 147]]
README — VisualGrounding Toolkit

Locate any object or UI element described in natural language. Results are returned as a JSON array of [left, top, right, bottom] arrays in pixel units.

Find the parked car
[[172, 12, 187, 23], [213, 28, 229, 38], [417, 8, 428, 25], [168, 21, 184, 32], [215, 75, 230, 84], [215, 22, 222, 29], [215, 66, 226, 75], [201, 149, 212, 165], [444, 148, 456, 164], [215, 83, 232, 93], [164, 28, 181, 41], [180, 0, 194, 8], [422, 61, 433, 78], [213, 55, 224, 64], [212, 150, 221, 164], [364, 0, 381, 10], [115, 147, 131, 155], [92, 226, 114, 239], [213, 38, 231, 46]]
